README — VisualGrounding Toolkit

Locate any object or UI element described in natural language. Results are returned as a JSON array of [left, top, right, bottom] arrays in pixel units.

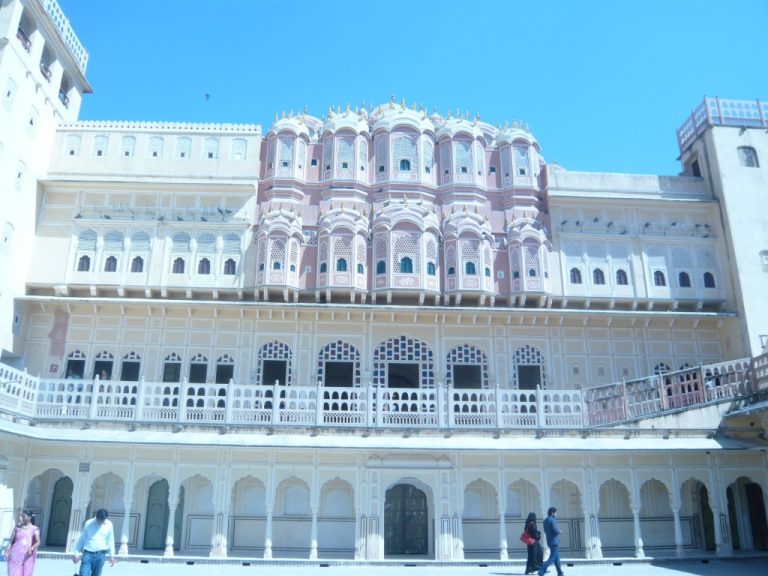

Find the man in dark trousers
[[539, 506, 564, 576]]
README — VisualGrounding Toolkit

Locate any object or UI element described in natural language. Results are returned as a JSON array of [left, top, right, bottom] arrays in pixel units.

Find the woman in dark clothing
[[524, 512, 542, 575]]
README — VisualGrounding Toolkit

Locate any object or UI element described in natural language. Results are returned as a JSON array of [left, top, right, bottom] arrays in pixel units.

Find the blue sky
[[58, 0, 767, 176]]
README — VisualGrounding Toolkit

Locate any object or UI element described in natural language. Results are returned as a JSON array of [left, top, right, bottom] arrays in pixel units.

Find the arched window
[[448, 266, 455, 275], [399, 159, 411, 171], [231, 138, 247, 160], [593, 268, 605, 285], [289, 263, 296, 272], [615, 269, 628, 285], [678, 271, 691, 288], [130, 256, 144, 273], [569, 268, 582, 284], [528, 268, 537, 277], [198, 258, 211, 274], [336, 258, 347, 272], [320, 262, 327, 273], [738, 146, 759, 168], [465, 262, 476, 275], [104, 256, 117, 272], [376, 260, 386, 274], [172, 257, 185, 274], [357, 263, 364, 274], [177, 137, 192, 159], [149, 136, 164, 158], [400, 257, 413, 273], [427, 262, 436, 276], [204, 137, 219, 159], [703, 272, 716, 288], [513, 271, 520, 279], [120, 136, 135, 157], [223, 258, 236, 275], [273, 261, 281, 270], [653, 270, 666, 286], [77, 255, 90, 271]]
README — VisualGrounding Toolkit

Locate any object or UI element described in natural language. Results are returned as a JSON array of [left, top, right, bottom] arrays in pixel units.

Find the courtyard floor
[[27, 553, 768, 576]]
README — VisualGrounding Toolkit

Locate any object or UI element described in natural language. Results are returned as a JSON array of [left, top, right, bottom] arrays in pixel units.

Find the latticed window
[[474, 142, 485, 178], [333, 237, 352, 271], [356, 237, 367, 272], [257, 238, 267, 272], [483, 246, 491, 278], [426, 239, 437, 276], [197, 233, 216, 254], [317, 340, 361, 387], [121, 136, 135, 157], [510, 248, 521, 279], [392, 135, 417, 178], [524, 242, 539, 278], [256, 340, 293, 386], [278, 136, 294, 175], [460, 239, 480, 275], [149, 136, 164, 158], [422, 140, 434, 175], [514, 146, 529, 176], [93, 135, 108, 157], [512, 345, 547, 390], [289, 241, 299, 273], [376, 138, 388, 178], [454, 140, 473, 181], [296, 139, 306, 171], [231, 138, 247, 160], [104, 231, 123, 252], [172, 233, 191, 253], [223, 234, 240, 254], [177, 137, 191, 159], [323, 138, 333, 178], [319, 239, 329, 271], [357, 137, 368, 173], [394, 234, 421, 273], [501, 147, 511, 186], [265, 139, 275, 174], [374, 236, 388, 274], [440, 142, 451, 182], [446, 344, 490, 389], [203, 138, 219, 159], [66, 134, 81, 156], [372, 335, 435, 388], [78, 229, 97, 251], [446, 245, 456, 275], [270, 239, 285, 270], [336, 137, 354, 176]]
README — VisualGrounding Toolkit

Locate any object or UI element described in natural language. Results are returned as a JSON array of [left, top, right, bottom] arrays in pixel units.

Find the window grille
[[223, 234, 240, 254], [317, 340, 361, 387], [231, 138, 247, 160], [256, 340, 293, 386], [336, 137, 354, 177], [177, 137, 191, 159], [270, 239, 285, 270], [446, 344, 489, 388], [149, 136, 164, 158], [512, 345, 547, 389], [204, 138, 219, 159], [394, 234, 421, 273], [323, 138, 333, 179], [278, 136, 294, 175], [172, 233, 191, 253], [66, 134, 81, 156], [94, 135, 108, 157], [197, 233, 216, 254], [372, 335, 435, 388], [121, 136, 135, 157], [104, 231, 123, 251], [78, 229, 97, 251], [454, 140, 473, 182]]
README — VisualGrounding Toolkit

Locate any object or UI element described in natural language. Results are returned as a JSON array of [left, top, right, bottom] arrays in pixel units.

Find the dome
[[370, 98, 434, 134], [321, 105, 370, 135], [267, 113, 314, 139]]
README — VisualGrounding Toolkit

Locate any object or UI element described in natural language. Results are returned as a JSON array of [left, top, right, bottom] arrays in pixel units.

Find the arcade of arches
[[8, 448, 768, 560]]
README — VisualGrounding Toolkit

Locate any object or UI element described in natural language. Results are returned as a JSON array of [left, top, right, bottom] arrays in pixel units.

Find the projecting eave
[[0, 418, 763, 452], [546, 170, 712, 201]]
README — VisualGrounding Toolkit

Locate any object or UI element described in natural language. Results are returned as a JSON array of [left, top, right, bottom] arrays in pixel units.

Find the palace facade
[[1, 0, 767, 563]]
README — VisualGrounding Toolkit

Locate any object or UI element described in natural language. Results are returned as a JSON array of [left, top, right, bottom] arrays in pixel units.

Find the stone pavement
[[25, 555, 768, 576]]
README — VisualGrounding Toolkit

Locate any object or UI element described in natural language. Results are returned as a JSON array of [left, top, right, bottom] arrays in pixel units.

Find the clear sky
[[58, 0, 767, 176]]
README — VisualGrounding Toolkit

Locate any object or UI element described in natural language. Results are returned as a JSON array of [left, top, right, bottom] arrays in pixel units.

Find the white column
[[263, 504, 273, 559], [632, 508, 645, 558], [672, 506, 684, 557], [118, 497, 132, 555], [309, 505, 318, 559], [164, 494, 176, 557], [498, 506, 508, 560]]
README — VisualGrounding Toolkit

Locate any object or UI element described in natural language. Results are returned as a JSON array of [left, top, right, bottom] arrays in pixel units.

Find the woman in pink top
[[4, 510, 40, 576]]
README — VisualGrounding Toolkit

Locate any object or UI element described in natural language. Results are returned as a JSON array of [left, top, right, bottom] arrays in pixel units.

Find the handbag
[[520, 523, 536, 546]]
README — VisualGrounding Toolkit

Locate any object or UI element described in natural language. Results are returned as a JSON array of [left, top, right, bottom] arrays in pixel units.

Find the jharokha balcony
[[0, 358, 761, 434]]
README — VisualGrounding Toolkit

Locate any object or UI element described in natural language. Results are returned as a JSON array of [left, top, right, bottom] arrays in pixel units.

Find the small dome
[[321, 105, 370, 135], [496, 123, 539, 148], [435, 114, 485, 141], [370, 98, 433, 134]]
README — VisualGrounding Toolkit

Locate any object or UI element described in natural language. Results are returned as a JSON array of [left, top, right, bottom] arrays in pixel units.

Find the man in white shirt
[[73, 509, 116, 576]]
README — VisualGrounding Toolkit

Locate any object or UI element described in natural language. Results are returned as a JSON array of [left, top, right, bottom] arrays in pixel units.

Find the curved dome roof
[[321, 105, 370, 135], [496, 123, 539, 148], [370, 98, 434, 134], [267, 113, 313, 139]]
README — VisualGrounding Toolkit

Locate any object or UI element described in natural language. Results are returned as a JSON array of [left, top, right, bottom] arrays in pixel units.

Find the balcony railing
[[677, 97, 768, 151], [0, 358, 755, 433], [40, 61, 52, 82]]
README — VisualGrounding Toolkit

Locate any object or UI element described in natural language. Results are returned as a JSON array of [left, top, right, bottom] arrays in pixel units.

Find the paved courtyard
[[26, 555, 768, 576]]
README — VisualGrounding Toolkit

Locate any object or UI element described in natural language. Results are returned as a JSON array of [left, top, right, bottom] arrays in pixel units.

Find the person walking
[[72, 509, 116, 576], [4, 510, 40, 576], [539, 506, 564, 576], [523, 511, 542, 575]]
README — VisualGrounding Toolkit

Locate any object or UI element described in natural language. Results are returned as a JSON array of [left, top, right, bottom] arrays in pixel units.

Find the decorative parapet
[[677, 97, 768, 152], [41, 0, 89, 73], [59, 120, 262, 134]]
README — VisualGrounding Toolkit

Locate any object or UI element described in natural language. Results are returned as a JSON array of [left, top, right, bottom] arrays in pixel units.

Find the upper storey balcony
[[677, 97, 768, 152], [0, 356, 759, 435]]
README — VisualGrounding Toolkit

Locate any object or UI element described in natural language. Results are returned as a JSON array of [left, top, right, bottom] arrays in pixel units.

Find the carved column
[[309, 505, 318, 559], [263, 504, 273, 559], [118, 497, 132, 555], [632, 508, 645, 558], [672, 506, 684, 557]]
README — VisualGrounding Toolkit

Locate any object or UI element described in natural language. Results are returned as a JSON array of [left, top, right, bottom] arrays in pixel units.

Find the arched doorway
[[46, 476, 73, 547], [385, 484, 428, 556], [143, 480, 183, 551], [728, 477, 768, 551]]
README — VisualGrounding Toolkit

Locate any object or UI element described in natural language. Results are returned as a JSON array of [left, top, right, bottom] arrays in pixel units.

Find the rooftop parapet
[[41, 0, 89, 73], [678, 97, 768, 152]]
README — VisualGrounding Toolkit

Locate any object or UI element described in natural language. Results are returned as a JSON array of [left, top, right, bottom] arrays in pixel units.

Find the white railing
[[678, 97, 768, 151], [42, 0, 89, 72], [0, 357, 757, 432]]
